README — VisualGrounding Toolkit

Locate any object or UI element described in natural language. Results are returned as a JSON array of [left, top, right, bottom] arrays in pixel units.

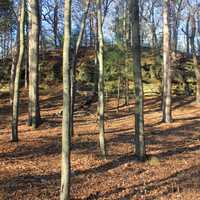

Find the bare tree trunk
[[186, 17, 190, 54], [24, 1, 29, 89], [162, 0, 172, 123], [130, 0, 145, 160], [60, 0, 71, 199], [89, 13, 93, 47], [10, 50, 17, 105], [117, 75, 121, 112], [70, 0, 90, 136], [53, 0, 59, 47], [11, 0, 25, 142], [150, 5, 157, 48], [190, 15, 200, 103], [94, 14, 99, 95], [29, 0, 41, 128], [10, 14, 20, 105], [124, 1, 129, 107], [171, 0, 183, 54], [28, 5, 32, 126], [97, 0, 106, 157], [24, 47, 28, 89]]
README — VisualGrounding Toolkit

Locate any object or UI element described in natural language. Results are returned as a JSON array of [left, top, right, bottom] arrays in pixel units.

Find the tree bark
[[190, 15, 200, 103], [10, 9, 20, 105], [186, 15, 190, 54], [124, 1, 129, 107], [24, 0, 29, 89], [97, 0, 106, 157], [117, 75, 121, 112], [70, 0, 90, 136], [171, 0, 183, 54], [10, 49, 17, 105], [130, 0, 145, 160], [60, 0, 71, 199], [28, 0, 41, 128], [53, 0, 59, 47], [162, 0, 172, 123], [11, 0, 25, 142]]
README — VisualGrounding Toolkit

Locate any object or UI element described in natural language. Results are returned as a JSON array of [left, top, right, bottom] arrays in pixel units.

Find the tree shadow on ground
[[0, 134, 98, 160], [2, 111, 199, 164], [77, 164, 200, 200], [0, 138, 61, 160], [115, 165, 200, 200], [0, 173, 61, 199], [72, 119, 200, 177], [173, 96, 195, 110], [1, 94, 200, 199]]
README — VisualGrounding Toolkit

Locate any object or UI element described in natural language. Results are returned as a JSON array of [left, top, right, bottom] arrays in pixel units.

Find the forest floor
[[1, 84, 200, 200]]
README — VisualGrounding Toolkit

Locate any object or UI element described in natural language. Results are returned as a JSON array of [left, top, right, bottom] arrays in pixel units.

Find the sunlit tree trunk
[[162, 0, 172, 123], [11, 0, 25, 142], [97, 0, 106, 157], [130, 0, 145, 160], [24, 0, 29, 89], [28, 0, 41, 128], [60, 0, 71, 199], [93, 14, 99, 95]]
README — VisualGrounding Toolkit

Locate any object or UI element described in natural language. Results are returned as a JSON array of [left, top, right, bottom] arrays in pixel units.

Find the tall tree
[[70, 0, 90, 136], [42, 0, 62, 48], [60, 0, 71, 199], [130, 0, 145, 160], [171, 0, 183, 54], [97, 0, 106, 157], [182, 13, 190, 55], [28, 0, 41, 128], [190, 14, 200, 103], [9, 2, 20, 105], [162, 0, 172, 123], [11, 0, 25, 142], [123, 0, 129, 106]]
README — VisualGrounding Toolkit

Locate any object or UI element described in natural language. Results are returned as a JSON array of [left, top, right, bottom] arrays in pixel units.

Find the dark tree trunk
[[53, 0, 59, 47], [130, 0, 146, 160]]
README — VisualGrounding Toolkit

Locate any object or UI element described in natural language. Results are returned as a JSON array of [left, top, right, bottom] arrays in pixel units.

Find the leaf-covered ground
[[1, 85, 200, 200]]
